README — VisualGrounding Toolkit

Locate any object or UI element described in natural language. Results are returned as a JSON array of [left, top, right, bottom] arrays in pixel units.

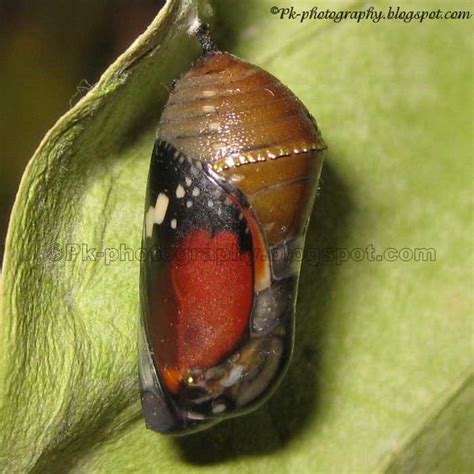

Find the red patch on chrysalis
[[150, 229, 254, 393]]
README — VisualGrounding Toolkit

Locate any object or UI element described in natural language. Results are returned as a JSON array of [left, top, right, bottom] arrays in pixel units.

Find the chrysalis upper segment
[[158, 51, 326, 172]]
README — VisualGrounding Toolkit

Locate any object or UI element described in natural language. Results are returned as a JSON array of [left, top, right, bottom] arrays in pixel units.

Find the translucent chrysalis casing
[[139, 32, 326, 435]]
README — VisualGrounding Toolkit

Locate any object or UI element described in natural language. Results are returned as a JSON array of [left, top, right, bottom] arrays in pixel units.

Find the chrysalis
[[139, 26, 326, 434]]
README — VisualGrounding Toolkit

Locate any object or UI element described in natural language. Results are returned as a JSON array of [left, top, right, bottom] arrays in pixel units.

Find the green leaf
[[1, 0, 472, 472]]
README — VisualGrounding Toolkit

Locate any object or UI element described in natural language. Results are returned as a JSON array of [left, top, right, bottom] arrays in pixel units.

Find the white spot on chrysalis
[[155, 193, 169, 225], [176, 185, 185, 198], [203, 105, 216, 113], [212, 404, 226, 414], [171, 218, 177, 229], [186, 200, 193, 208], [192, 187, 200, 197], [145, 193, 169, 237], [185, 177, 192, 186], [208, 200, 214, 208]]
